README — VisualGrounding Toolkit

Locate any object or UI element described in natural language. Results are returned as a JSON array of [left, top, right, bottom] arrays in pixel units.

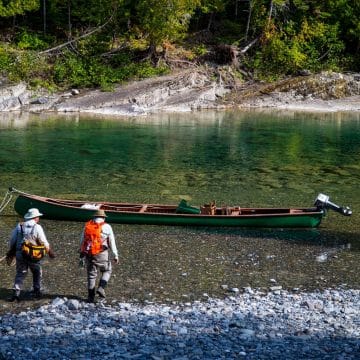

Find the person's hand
[[114, 257, 119, 264], [48, 248, 56, 259], [6, 248, 15, 258], [5, 254, 15, 266], [79, 257, 85, 268]]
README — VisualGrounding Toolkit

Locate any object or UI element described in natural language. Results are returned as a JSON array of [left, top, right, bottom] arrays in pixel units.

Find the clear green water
[[1, 111, 359, 207], [0, 110, 359, 306]]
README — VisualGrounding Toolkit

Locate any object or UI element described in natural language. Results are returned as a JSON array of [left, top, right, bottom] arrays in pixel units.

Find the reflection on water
[[0, 111, 359, 207], [0, 110, 359, 307]]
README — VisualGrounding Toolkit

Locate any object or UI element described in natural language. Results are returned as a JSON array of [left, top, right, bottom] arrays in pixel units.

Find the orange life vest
[[81, 220, 104, 256]]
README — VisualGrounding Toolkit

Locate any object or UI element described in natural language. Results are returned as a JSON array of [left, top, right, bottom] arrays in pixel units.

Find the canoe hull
[[14, 193, 324, 228]]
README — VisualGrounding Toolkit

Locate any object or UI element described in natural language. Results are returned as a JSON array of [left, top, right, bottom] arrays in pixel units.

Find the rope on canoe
[[7, 186, 32, 197], [0, 189, 13, 214]]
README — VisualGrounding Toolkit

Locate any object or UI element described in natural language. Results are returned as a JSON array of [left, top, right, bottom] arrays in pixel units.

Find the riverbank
[[1, 69, 360, 115], [0, 287, 358, 359]]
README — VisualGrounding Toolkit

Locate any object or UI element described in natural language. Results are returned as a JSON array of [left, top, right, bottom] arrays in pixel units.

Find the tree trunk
[[245, 0, 253, 41], [268, 0, 273, 23], [43, 0, 46, 35], [207, 12, 213, 31], [68, 0, 72, 40]]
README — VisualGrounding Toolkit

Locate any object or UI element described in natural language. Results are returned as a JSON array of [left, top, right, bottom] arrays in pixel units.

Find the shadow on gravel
[[0, 287, 84, 314]]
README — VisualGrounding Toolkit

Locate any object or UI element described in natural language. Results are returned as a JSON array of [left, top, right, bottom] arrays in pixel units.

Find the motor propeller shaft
[[314, 193, 352, 216]]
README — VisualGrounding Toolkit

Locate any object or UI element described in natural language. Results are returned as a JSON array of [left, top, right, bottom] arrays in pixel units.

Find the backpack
[[81, 220, 104, 256], [20, 224, 47, 262]]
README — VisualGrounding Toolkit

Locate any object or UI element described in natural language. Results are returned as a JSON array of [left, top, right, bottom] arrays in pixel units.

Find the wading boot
[[32, 289, 42, 299], [96, 280, 107, 298], [8, 290, 20, 302], [87, 288, 96, 303]]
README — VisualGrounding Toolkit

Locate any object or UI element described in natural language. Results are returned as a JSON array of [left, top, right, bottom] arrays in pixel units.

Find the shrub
[[16, 30, 51, 51], [53, 51, 169, 90], [252, 20, 345, 80]]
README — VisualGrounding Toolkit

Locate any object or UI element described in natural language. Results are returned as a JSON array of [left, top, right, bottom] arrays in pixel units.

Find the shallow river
[[0, 110, 359, 311]]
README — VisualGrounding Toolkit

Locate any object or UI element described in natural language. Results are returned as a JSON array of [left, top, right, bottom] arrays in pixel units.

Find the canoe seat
[[139, 205, 148, 213], [231, 210, 241, 216]]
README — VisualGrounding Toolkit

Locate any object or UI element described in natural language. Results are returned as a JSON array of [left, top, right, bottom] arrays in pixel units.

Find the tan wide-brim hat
[[24, 208, 43, 220], [92, 209, 107, 218]]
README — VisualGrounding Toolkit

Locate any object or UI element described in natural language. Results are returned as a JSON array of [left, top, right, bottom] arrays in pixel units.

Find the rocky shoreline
[[1, 69, 360, 115], [0, 288, 358, 359]]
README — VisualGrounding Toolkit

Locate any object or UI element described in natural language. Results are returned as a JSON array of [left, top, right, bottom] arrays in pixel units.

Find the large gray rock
[[1, 70, 359, 114], [0, 83, 29, 111], [55, 70, 230, 115]]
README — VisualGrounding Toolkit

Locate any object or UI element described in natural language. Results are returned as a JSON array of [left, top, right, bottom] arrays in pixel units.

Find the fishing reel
[[314, 193, 352, 216]]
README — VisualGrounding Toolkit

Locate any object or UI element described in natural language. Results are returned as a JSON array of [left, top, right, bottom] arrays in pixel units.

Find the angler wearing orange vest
[[79, 209, 119, 303]]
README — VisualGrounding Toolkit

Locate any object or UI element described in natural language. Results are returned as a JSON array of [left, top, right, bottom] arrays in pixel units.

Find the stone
[[0, 289, 358, 359], [67, 299, 81, 310]]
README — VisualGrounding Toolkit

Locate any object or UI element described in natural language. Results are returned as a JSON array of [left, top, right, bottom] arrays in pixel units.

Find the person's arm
[[7, 226, 18, 258], [79, 228, 88, 263], [106, 224, 119, 262], [35, 224, 56, 258], [79, 229, 85, 247], [35, 224, 50, 250], [8, 226, 18, 250]]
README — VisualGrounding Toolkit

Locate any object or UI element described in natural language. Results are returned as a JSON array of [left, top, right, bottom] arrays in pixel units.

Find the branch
[[39, 16, 114, 55], [239, 37, 259, 54], [100, 43, 130, 58], [317, 49, 330, 61]]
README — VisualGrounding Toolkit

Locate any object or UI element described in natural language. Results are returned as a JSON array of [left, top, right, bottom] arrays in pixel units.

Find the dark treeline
[[0, 0, 359, 90]]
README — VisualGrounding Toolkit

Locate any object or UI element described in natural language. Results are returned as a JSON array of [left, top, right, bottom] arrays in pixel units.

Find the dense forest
[[0, 0, 359, 91]]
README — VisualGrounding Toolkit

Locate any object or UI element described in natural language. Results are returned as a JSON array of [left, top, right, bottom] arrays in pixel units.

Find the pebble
[[0, 288, 359, 359]]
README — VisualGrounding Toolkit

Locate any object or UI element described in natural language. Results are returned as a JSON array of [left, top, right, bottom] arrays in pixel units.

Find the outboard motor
[[314, 193, 352, 216]]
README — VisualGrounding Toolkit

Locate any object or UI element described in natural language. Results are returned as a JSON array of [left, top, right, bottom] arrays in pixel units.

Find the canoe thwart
[[139, 205, 148, 213]]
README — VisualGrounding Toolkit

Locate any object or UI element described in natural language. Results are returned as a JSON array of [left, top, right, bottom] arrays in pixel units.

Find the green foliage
[[53, 51, 168, 90], [199, 0, 225, 14], [0, 0, 359, 86], [136, 0, 201, 49], [193, 44, 208, 57], [0, 46, 12, 72], [0, 0, 39, 17], [213, 19, 243, 44], [252, 18, 345, 79], [16, 31, 50, 51], [0, 45, 53, 88]]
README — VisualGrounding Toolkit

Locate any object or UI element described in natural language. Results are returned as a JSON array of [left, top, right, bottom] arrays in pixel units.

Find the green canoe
[[10, 188, 351, 228]]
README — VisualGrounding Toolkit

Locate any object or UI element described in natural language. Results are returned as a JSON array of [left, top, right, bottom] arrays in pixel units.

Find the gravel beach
[[0, 288, 359, 359]]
